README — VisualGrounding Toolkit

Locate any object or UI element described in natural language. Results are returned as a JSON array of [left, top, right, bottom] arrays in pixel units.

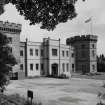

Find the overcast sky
[[0, 0, 105, 55]]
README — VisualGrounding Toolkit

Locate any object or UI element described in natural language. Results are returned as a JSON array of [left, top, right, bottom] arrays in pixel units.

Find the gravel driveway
[[4, 77, 105, 105]]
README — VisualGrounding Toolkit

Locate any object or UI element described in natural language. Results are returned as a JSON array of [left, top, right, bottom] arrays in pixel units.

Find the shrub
[[0, 94, 42, 105], [97, 92, 105, 105], [59, 74, 69, 79], [24, 100, 42, 105]]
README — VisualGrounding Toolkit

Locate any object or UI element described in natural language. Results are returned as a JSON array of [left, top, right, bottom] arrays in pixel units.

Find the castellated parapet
[[0, 21, 22, 33], [66, 35, 98, 45]]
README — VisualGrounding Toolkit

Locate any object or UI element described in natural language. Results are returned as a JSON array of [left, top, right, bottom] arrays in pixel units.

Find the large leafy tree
[[0, 32, 17, 91], [0, 0, 85, 31]]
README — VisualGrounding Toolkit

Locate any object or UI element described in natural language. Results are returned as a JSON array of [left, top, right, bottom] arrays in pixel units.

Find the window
[[72, 64, 75, 72], [81, 44, 85, 49], [92, 44, 95, 48], [66, 51, 69, 57], [92, 50, 95, 57], [62, 63, 65, 72], [41, 49, 43, 56], [92, 65, 95, 71], [30, 48, 33, 56], [66, 63, 69, 72], [8, 37, 12, 43], [62, 51, 64, 57], [41, 64, 44, 70], [52, 49, 57, 56], [30, 64, 33, 70], [72, 64, 74, 68], [20, 50, 23, 56], [9, 47, 12, 53], [35, 49, 38, 56], [71, 53, 74, 57], [20, 64, 23, 70], [36, 64, 39, 70]]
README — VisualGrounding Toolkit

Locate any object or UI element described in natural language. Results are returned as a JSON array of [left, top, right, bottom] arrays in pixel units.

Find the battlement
[[0, 21, 22, 33], [66, 35, 98, 45]]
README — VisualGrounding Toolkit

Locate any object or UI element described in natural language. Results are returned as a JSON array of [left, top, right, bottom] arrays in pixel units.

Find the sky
[[0, 0, 105, 55]]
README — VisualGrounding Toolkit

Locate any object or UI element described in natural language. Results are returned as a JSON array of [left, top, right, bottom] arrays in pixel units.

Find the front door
[[52, 63, 58, 77]]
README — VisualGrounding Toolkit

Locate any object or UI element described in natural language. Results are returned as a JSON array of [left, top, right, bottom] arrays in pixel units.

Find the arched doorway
[[52, 63, 58, 77]]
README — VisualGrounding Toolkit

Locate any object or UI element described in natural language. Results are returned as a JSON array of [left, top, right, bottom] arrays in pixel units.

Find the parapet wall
[[0, 21, 22, 33], [66, 35, 98, 45]]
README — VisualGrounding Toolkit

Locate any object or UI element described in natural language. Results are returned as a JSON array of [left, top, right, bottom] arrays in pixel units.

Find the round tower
[[66, 35, 98, 74]]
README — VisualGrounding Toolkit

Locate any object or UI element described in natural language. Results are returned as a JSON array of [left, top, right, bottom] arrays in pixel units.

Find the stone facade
[[42, 38, 72, 77], [20, 38, 72, 78], [66, 35, 98, 74], [0, 21, 98, 79]]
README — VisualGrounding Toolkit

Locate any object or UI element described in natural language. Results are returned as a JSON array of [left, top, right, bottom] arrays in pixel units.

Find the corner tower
[[66, 35, 98, 74], [0, 21, 22, 79]]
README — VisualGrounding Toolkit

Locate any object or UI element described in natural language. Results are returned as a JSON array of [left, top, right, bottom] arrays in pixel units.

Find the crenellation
[[0, 21, 22, 33], [66, 35, 98, 45]]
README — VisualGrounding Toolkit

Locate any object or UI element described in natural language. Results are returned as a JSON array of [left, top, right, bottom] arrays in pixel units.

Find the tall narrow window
[[62, 63, 65, 72], [20, 64, 23, 70], [41, 49, 43, 56], [20, 50, 23, 56], [92, 50, 95, 57], [35, 49, 38, 56], [66, 51, 69, 57], [67, 63, 69, 72], [72, 64, 74, 72], [30, 64, 33, 70], [36, 64, 39, 70], [92, 65, 95, 71], [92, 44, 95, 48], [9, 47, 12, 53], [71, 53, 74, 57], [41, 64, 43, 70], [30, 49, 33, 56], [62, 51, 64, 57]]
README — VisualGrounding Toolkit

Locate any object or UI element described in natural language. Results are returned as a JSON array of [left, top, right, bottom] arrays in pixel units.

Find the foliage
[[59, 73, 69, 79], [0, 32, 17, 91], [97, 92, 105, 105], [0, 93, 42, 105], [24, 100, 42, 105], [0, 0, 85, 31], [97, 54, 105, 72]]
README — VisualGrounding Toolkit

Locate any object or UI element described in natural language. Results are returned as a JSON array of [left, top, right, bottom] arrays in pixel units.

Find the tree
[[97, 54, 105, 72], [0, 0, 85, 31], [0, 32, 17, 92]]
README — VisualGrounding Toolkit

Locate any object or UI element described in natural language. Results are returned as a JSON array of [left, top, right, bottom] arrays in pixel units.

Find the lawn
[[4, 77, 105, 105]]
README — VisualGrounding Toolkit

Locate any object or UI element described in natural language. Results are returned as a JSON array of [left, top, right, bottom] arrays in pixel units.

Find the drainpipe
[[59, 38, 60, 76], [25, 38, 28, 77]]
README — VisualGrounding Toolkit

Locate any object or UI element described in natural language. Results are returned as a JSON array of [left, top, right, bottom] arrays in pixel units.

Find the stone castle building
[[0, 21, 98, 79], [66, 35, 98, 73], [0, 21, 21, 79]]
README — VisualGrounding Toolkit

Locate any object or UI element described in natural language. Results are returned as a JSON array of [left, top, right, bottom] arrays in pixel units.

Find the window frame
[[20, 50, 23, 56], [20, 64, 23, 70], [30, 64, 33, 71], [36, 63, 39, 70], [52, 48, 58, 56], [30, 48, 33, 56]]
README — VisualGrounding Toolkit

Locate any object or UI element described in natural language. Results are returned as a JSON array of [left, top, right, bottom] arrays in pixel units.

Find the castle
[[0, 21, 98, 79]]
